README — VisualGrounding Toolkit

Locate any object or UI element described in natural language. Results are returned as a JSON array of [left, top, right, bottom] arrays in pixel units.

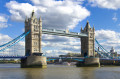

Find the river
[[0, 64, 119, 79]]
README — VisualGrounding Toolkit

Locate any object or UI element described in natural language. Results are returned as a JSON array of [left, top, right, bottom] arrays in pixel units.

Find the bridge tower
[[21, 11, 47, 68], [25, 10, 42, 56], [76, 21, 100, 67], [81, 21, 95, 57]]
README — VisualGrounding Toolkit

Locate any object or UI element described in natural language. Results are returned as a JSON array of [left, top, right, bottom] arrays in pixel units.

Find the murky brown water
[[0, 64, 119, 79]]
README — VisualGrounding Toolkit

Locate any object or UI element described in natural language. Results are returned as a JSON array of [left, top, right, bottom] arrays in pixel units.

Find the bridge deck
[[42, 29, 88, 38], [0, 56, 27, 59]]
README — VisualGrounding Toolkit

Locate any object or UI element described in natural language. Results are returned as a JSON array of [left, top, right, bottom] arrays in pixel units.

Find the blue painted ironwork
[[0, 31, 30, 52], [95, 39, 119, 59], [0, 56, 26, 59], [47, 57, 84, 61], [0, 32, 25, 47]]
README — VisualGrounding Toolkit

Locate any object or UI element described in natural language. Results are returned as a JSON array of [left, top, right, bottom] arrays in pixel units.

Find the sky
[[1, 0, 120, 56]]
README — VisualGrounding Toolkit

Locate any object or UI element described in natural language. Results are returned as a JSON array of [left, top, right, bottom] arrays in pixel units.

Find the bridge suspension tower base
[[21, 55, 47, 68], [76, 57, 100, 67]]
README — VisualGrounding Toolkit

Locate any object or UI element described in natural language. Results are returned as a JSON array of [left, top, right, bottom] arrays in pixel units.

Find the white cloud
[[42, 34, 81, 56], [18, 41, 25, 46], [0, 33, 26, 56], [88, 0, 120, 10], [95, 29, 120, 41], [45, 49, 77, 57], [0, 16, 7, 22], [0, 23, 8, 28], [4, 0, 89, 56], [95, 29, 120, 53], [0, 33, 81, 57], [6, 0, 90, 29], [112, 13, 117, 22], [0, 34, 11, 45], [0, 15, 9, 29]]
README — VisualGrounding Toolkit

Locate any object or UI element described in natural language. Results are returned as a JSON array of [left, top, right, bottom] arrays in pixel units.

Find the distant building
[[110, 47, 117, 58], [59, 53, 81, 57], [95, 47, 118, 58]]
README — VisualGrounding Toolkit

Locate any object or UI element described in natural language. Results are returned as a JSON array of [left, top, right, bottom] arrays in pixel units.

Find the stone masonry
[[81, 21, 95, 57]]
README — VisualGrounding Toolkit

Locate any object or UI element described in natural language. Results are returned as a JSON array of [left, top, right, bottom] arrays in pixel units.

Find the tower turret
[[81, 26, 83, 32], [93, 25, 95, 32], [31, 10, 35, 17]]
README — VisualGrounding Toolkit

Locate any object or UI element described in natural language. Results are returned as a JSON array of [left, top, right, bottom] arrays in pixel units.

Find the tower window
[[34, 25, 39, 32], [34, 35, 38, 38], [34, 42, 38, 46], [34, 48, 37, 51], [33, 19, 35, 23]]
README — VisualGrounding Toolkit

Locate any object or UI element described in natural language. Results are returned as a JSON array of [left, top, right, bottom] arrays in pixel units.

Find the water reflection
[[24, 65, 99, 79], [24, 68, 45, 79], [78, 67, 98, 79], [0, 64, 119, 79]]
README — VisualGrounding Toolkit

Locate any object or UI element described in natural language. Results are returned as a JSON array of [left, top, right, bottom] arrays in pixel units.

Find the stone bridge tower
[[81, 21, 95, 57], [25, 11, 42, 56], [76, 21, 100, 67], [21, 11, 47, 68]]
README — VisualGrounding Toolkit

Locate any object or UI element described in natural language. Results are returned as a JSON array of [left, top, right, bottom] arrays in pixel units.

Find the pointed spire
[[85, 20, 90, 29], [87, 20, 89, 23], [39, 16, 42, 22], [25, 16, 28, 22], [111, 46, 114, 50], [93, 24, 95, 31], [81, 26, 82, 32], [31, 9, 35, 17], [32, 9, 34, 12]]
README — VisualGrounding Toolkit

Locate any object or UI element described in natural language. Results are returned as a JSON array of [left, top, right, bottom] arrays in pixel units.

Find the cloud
[[0, 33, 26, 56], [4, 0, 90, 56], [88, 0, 120, 10], [42, 34, 81, 56], [0, 34, 11, 45], [0, 33, 81, 57], [112, 13, 117, 22], [95, 29, 120, 53], [6, 0, 90, 29], [0, 23, 8, 29], [95, 29, 120, 40], [0, 14, 9, 29], [0, 16, 7, 22], [45, 50, 74, 56]]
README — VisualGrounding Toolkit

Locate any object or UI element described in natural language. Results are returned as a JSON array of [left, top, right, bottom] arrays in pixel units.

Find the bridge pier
[[21, 56, 47, 68], [76, 57, 100, 67]]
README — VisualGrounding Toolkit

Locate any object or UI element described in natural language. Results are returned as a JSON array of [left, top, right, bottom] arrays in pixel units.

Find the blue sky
[[1, 0, 120, 56]]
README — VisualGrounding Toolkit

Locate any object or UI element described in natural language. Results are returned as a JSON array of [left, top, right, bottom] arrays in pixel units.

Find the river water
[[0, 64, 120, 79]]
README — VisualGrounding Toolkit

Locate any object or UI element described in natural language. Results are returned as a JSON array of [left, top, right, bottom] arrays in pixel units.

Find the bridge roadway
[[42, 29, 88, 38], [47, 57, 84, 59], [0, 56, 120, 61], [47, 57, 120, 60], [0, 56, 26, 59]]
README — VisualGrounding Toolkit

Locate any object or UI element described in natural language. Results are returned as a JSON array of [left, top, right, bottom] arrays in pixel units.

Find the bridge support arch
[[21, 11, 47, 68]]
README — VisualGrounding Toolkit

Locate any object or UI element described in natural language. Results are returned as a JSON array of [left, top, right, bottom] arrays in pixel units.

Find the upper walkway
[[42, 29, 88, 38]]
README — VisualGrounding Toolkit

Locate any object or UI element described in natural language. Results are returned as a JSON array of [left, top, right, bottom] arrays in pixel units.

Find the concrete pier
[[21, 56, 47, 68], [76, 57, 100, 67]]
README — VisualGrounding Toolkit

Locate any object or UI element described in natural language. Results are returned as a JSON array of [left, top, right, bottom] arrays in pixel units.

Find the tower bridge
[[21, 11, 97, 68], [0, 11, 119, 67]]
